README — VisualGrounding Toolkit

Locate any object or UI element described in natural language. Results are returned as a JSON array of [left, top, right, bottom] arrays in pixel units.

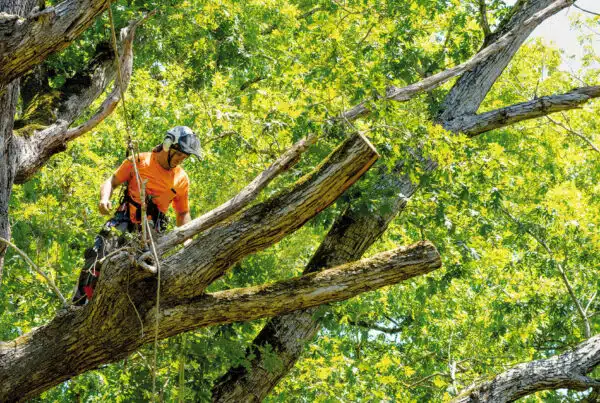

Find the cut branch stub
[[156, 241, 442, 338], [158, 132, 379, 300], [155, 133, 318, 255]]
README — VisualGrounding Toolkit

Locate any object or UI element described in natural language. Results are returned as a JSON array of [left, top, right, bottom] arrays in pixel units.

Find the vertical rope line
[[146, 223, 162, 400], [107, 5, 162, 402], [108, 3, 148, 245]]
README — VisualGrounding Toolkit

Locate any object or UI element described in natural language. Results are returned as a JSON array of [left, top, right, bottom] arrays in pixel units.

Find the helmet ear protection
[[163, 130, 181, 152]]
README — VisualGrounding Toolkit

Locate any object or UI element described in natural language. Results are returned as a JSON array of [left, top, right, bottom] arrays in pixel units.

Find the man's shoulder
[[124, 152, 152, 168], [174, 167, 189, 186]]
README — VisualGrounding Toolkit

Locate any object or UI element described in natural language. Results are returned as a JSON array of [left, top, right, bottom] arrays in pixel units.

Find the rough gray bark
[[0, 133, 382, 401], [159, 242, 441, 337], [211, 1, 587, 401], [0, 83, 20, 286], [0, 0, 39, 285], [452, 334, 600, 403], [451, 85, 600, 136], [0, 0, 111, 90]]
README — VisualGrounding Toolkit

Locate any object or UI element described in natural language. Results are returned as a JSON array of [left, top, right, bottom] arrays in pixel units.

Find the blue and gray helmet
[[164, 126, 202, 160]]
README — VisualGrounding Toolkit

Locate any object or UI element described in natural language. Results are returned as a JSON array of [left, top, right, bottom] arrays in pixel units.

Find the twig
[[574, 4, 600, 17], [0, 237, 68, 307], [545, 115, 600, 154], [501, 208, 591, 338], [585, 291, 597, 315]]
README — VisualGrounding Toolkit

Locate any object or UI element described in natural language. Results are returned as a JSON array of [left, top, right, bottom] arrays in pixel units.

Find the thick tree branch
[[452, 335, 600, 403], [65, 11, 155, 139], [0, 0, 111, 89], [157, 242, 441, 338], [441, 85, 600, 136], [154, 134, 318, 256], [341, 0, 573, 121], [13, 15, 141, 184]]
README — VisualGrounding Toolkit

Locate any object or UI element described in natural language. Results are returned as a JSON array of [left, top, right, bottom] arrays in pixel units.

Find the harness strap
[[120, 186, 168, 232]]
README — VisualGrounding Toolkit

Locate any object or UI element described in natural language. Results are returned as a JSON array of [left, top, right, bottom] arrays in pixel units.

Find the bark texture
[[0, 133, 380, 401], [0, 0, 111, 89], [452, 335, 600, 403], [0, 0, 38, 285]]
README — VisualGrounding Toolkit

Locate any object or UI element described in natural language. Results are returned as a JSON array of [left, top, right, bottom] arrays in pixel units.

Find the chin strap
[[167, 148, 175, 169]]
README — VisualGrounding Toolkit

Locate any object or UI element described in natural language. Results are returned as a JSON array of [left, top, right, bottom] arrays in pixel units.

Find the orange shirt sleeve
[[172, 175, 189, 214], [114, 158, 134, 184]]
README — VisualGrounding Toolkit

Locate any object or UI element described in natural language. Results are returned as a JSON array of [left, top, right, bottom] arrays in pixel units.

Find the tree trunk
[[0, 0, 38, 285], [0, 82, 19, 286]]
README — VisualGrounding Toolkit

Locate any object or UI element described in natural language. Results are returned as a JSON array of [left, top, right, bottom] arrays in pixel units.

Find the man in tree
[[72, 126, 202, 305]]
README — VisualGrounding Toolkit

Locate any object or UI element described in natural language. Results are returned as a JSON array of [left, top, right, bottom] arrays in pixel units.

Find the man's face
[[169, 149, 189, 167]]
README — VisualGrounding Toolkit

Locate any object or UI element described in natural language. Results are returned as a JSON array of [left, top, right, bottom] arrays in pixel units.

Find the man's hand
[[98, 175, 120, 215], [98, 200, 112, 215]]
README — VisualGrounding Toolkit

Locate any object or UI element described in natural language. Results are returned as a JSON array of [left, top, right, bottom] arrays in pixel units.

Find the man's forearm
[[99, 178, 114, 202], [98, 177, 116, 215], [176, 211, 191, 227]]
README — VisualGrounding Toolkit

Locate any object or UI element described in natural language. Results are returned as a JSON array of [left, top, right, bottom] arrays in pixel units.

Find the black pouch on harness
[[120, 188, 169, 233]]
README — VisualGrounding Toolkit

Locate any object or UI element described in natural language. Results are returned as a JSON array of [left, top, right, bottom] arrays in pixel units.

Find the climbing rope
[[107, 5, 162, 401]]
